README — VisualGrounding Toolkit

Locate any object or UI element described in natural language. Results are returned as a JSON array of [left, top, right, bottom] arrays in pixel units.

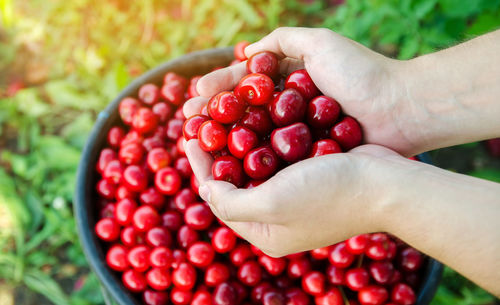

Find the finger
[[184, 139, 213, 185], [349, 144, 401, 157], [183, 96, 209, 118], [280, 57, 305, 75], [245, 27, 334, 60], [196, 62, 247, 97]]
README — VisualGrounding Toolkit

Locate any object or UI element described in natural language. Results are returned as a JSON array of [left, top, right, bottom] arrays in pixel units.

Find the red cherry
[[172, 262, 197, 290], [309, 139, 342, 157], [115, 185, 136, 201], [238, 261, 262, 286], [121, 130, 143, 147], [326, 265, 345, 285], [106, 244, 129, 271], [127, 245, 150, 272], [166, 118, 184, 141], [330, 117, 362, 150], [245, 179, 265, 188], [115, 198, 137, 226], [391, 283, 416, 305], [270, 88, 307, 126], [174, 156, 192, 178], [369, 261, 394, 284], [212, 156, 246, 187], [287, 258, 311, 279], [171, 287, 193, 305], [103, 160, 123, 184], [243, 146, 279, 180], [97, 148, 117, 173], [161, 81, 185, 106], [99, 202, 115, 219], [107, 127, 125, 149], [365, 241, 388, 261], [133, 205, 160, 232], [119, 97, 141, 125], [388, 270, 403, 285], [271, 123, 312, 162], [328, 242, 355, 268], [147, 148, 171, 172], [143, 290, 169, 305], [192, 291, 213, 305], [234, 41, 250, 61], [122, 269, 147, 293], [228, 126, 259, 159], [315, 287, 343, 305], [263, 290, 286, 305], [259, 255, 287, 276], [164, 72, 188, 87], [185, 203, 214, 230], [174, 188, 197, 211], [398, 247, 423, 272], [213, 282, 238, 305], [212, 227, 237, 253], [95, 218, 120, 241], [205, 263, 231, 287], [96, 179, 116, 200], [188, 76, 202, 98], [183, 115, 210, 140], [139, 187, 165, 210], [123, 165, 148, 192], [386, 241, 397, 260], [208, 91, 247, 124], [307, 96, 341, 128], [187, 241, 215, 268], [358, 286, 388, 305], [285, 287, 310, 305], [133, 107, 159, 134], [143, 136, 165, 152], [301, 271, 325, 296], [198, 120, 228, 152], [177, 225, 199, 249], [485, 138, 500, 157], [139, 83, 160, 105], [121, 226, 144, 247], [310, 247, 330, 260], [247, 51, 279, 78], [171, 249, 187, 269], [161, 210, 183, 231], [345, 267, 369, 291], [346, 234, 370, 255], [119, 143, 144, 165], [231, 280, 248, 303], [155, 167, 182, 195], [285, 69, 320, 100], [239, 106, 273, 136], [146, 227, 172, 247], [152, 102, 172, 123], [150, 246, 173, 268], [230, 244, 254, 266], [235, 73, 274, 105], [146, 267, 171, 290]]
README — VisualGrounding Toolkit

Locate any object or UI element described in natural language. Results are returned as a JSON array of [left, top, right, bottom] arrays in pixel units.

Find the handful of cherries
[[93, 42, 425, 305]]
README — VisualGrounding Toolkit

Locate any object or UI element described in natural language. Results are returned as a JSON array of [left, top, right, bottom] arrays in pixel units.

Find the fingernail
[[199, 184, 211, 202]]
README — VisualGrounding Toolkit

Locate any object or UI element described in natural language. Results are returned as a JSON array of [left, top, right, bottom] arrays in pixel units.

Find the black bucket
[[74, 47, 443, 305]]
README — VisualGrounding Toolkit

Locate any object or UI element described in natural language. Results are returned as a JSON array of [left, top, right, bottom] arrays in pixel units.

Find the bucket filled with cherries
[[75, 44, 442, 305]]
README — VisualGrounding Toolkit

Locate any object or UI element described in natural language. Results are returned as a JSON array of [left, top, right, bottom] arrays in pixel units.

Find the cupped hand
[[185, 139, 413, 257], [184, 27, 419, 156]]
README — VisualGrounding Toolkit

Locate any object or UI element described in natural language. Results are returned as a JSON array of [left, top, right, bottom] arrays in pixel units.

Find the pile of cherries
[[94, 41, 425, 305]]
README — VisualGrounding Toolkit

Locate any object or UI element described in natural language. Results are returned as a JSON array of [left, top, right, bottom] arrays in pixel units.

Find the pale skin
[[182, 27, 500, 296]]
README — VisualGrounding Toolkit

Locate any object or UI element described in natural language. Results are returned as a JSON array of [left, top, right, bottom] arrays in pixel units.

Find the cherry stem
[[356, 254, 364, 268], [339, 286, 349, 305]]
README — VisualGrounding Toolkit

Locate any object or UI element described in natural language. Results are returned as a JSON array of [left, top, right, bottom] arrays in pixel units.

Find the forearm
[[397, 30, 500, 154], [377, 160, 500, 296]]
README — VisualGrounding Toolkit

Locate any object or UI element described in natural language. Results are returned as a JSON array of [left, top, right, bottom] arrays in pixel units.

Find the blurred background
[[0, 0, 499, 304]]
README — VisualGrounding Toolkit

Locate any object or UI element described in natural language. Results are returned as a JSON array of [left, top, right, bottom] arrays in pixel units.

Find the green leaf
[[466, 13, 500, 37], [412, 0, 438, 19], [468, 169, 500, 183], [23, 270, 70, 305], [398, 36, 420, 59], [438, 0, 481, 18]]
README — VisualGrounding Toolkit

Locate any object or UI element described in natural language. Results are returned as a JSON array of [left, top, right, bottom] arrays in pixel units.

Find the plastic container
[[74, 47, 443, 305]]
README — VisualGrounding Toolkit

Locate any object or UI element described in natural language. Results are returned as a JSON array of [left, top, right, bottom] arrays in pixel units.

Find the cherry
[[398, 247, 423, 272], [147, 267, 171, 290], [161, 81, 185, 106], [310, 247, 330, 260], [174, 188, 197, 211], [245, 179, 265, 188], [97, 148, 117, 173], [188, 76, 202, 98], [146, 147, 171, 172], [230, 244, 254, 266], [485, 138, 500, 157], [358, 286, 388, 305], [183, 115, 210, 140], [213, 282, 238, 305], [103, 160, 124, 184], [139, 83, 160, 105], [107, 127, 125, 149], [139, 187, 165, 210], [116, 185, 136, 201], [230, 280, 248, 303], [315, 288, 343, 305], [175, 156, 192, 178], [388, 270, 403, 285], [271, 122, 312, 162], [328, 242, 355, 268], [330, 117, 362, 151], [208, 91, 247, 124], [187, 241, 215, 267], [152, 102, 172, 123], [172, 262, 197, 290], [287, 258, 311, 279], [166, 118, 185, 141], [227, 126, 259, 159], [234, 41, 250, 61], [386, 241, 397, 260], [263, 290, 286, 305], [212, 156, 246, 187], [146, 227, 172, 247], [121, 130, 143, 147], [301, 271, 326, 296], [326, 265, 345, 285], [121, 226, 144, 247], [161, 210, 183, 231], [123, 165, 148, 192], [285, 287, 310, 305], [369, 261, 394, 284], [171, 249, 187, 269], [365, 241, 388, 261], [122, 269, 147, 293], [119, 97, 141, 125], [119, 143, 144, 165], [270, 88, 307, 126], [99, 202, 115, 219], [192, 291, 212, 305], [345, 267, 369, 291], [205, 263, 231, 287], [95, 218, 120, 241], [115, 198, 137, 226], [185, 203, 214, 230], [251, 282, 273, 303], [310, 139, 342, 157], [96, 179, 116, 200], [128, 245, 150, 272], [307, 96, 341, 128], [247, 51, 279, 78], [212, 227, 237, 253], [175, 107, 187, 120], [177, 225, 199, 249], [238, 261, 262, 286], [155, 167, 182, 195], [164, 72, 188, 88], [106, 244, 129, 271], [143, 290, 169, 305], [243, 146, 279, 179], [346, 234, 370, 255], [259, 255, 286, 276], [239, 106, 273, 136], [132, 205, 160, 232], [198, 120, 227, 152], [171, 287, 193, 305], [235, 73, 274, 105], [133, 107, 159, 134], [285, 69, 320, 100], [150, 246, 173, 268]]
